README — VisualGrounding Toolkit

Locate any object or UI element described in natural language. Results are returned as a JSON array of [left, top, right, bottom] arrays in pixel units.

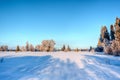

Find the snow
[[0, 52, 120, 80]]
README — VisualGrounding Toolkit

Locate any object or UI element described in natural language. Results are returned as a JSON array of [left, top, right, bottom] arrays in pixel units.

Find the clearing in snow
[[0, 52, 120, 80]]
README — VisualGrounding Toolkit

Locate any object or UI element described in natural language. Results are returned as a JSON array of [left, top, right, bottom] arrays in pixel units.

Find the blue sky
[[0, 0, 120, 49]]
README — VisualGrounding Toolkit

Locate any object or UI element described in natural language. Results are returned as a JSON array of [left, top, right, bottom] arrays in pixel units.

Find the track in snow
[[0, 52, 120, 80]]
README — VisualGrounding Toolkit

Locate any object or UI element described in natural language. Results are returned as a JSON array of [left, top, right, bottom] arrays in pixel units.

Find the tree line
[[0, 40, 80, 52]]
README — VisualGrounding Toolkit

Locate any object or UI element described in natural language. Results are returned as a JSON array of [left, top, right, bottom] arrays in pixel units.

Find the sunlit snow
[[0, 52, 120, 80]]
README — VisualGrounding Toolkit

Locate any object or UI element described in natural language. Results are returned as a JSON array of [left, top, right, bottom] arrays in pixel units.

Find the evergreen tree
[[0, 45, 8, 51], [75, 48, 79, 52], [110, 25, 115, 40], [16, 45, 20, 51], [29, 44, 34, 51], [97, 39, 102, 47], [61, 45, 65, 51], [67, 45, 71, 51], [103, 26, 110, 41], [26, 41, 29, 51], [99, 34, 103, 42], [89, 46, 92, 52]]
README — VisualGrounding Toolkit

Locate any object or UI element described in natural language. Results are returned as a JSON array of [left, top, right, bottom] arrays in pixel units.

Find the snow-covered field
[[0, 52, 120, 80]]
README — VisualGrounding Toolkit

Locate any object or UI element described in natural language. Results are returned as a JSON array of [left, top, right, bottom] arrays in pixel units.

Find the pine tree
[[16, 45, 20, 51], [89, 46, 92, 52], [26, 41, 29, 51], [61, 45, 65, 51], [110, 25, 115, 40], [21, 46, 26, 51], [75, 48, 79, 52], [104, 26, 110, 41], [97, 39, 102, 47], [100, 26, 110, 41], [0, 45, 8, 51], [99, 34, 103, 43], [67, 45, 71, 51], [29, 44, 34, 51]]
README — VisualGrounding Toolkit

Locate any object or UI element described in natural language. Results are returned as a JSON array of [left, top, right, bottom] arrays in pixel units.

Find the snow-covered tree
[[21, 46, 26, 52], [40, 40, 55, 52], [102, 38, 112, 55], [29, 44, 34, 51], [104, 46, 112, 55], [35, 45, 40, 51]]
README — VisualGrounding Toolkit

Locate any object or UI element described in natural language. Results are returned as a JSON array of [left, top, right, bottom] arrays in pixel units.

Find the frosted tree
[[29, 44, 34, 51], [35, 45, 40, 51], [40, 40, 55, 52], [21, 46, 26, 51]]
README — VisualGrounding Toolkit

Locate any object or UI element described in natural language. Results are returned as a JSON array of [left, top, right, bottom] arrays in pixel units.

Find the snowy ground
[[0, 52, 120, 80]]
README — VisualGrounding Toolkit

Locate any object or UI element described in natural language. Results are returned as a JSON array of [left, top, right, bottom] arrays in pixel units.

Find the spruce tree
[[26, 41, 29, 51], [99, 34, 103, 43], [16, 45, 20, 51], [104, 26, 110, 41], [30, 44, 34, 51], [61, 45, 65, 51], [67, 45, 71, 51], [110, 25, 115, 40], [75, 48, 79, 52], [97, 39, 102, 47]]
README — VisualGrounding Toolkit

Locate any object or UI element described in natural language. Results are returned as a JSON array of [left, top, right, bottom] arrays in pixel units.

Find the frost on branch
[[40, 40, 55, 52]]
